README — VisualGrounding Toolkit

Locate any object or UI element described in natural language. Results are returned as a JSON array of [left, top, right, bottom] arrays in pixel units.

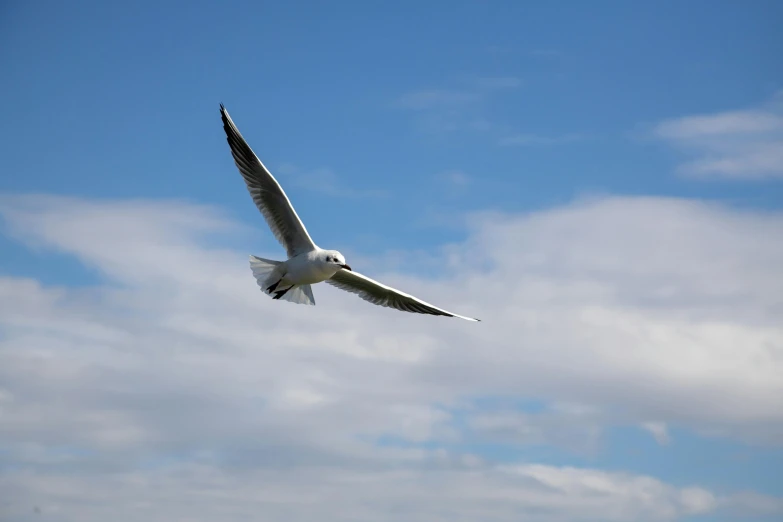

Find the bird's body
[[267, 249, 346, 294], [219, 104, 479, 321], [285, 250, 340, 285]]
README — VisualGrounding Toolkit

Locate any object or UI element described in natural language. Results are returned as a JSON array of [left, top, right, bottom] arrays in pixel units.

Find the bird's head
[[323, 250, 351, 271]]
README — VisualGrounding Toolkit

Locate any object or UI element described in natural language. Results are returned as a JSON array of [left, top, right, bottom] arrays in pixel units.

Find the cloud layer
[[654, 92, 783, 180], [1, 193, 782, 521]]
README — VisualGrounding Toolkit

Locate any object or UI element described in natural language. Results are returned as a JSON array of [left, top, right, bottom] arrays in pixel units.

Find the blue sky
[[1, 1, 782, 521]]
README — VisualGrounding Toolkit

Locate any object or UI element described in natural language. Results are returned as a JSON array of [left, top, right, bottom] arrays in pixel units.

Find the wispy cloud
[[397, 75, 522, 135], [654, 92, 783, 180], [279, 164, 387, 199], [468, 405, 603, 455], [641, 422, 672, 445], [465, 76, 522, 90], [438, 170, 471, 188], [484, 46, 562, 59], [529, 49, 562, 58], [499, 132, 589, 147], [434, 170, 472, 198], [397, 89, 481, 111]]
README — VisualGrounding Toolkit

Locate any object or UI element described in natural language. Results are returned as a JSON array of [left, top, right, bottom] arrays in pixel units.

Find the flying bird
[[219, 104, 479, 322]]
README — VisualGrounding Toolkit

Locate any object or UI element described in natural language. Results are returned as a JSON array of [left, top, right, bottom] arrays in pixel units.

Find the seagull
[[219, 104, 480, 322]]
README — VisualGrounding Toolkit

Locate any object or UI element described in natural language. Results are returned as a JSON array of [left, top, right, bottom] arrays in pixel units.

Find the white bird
[[219, 104, 480, 322]]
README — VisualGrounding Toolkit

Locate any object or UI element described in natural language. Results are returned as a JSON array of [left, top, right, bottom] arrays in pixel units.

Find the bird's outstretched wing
[[220, 104, 317, 258], [327, 269, 480, 321]]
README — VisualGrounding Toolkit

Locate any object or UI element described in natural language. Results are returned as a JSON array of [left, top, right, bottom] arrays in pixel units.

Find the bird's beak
[[340, 264, 352, 271]]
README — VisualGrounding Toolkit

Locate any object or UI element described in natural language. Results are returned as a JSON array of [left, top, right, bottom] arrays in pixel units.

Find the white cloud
[[654, 92, 783, 179], [1, 463, 747, 522], [641, 422, 671, 445], [468, 406, 603, 455], [1, 193, 782, 520], [655, 110, 783, 139], [722, 491, 783, 516]]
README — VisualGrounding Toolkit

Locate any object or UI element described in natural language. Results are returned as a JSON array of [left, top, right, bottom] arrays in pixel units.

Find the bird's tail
[[249, 255, 282, 289], [248, 255, 315, 306], [278, 284, 315, 306]]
